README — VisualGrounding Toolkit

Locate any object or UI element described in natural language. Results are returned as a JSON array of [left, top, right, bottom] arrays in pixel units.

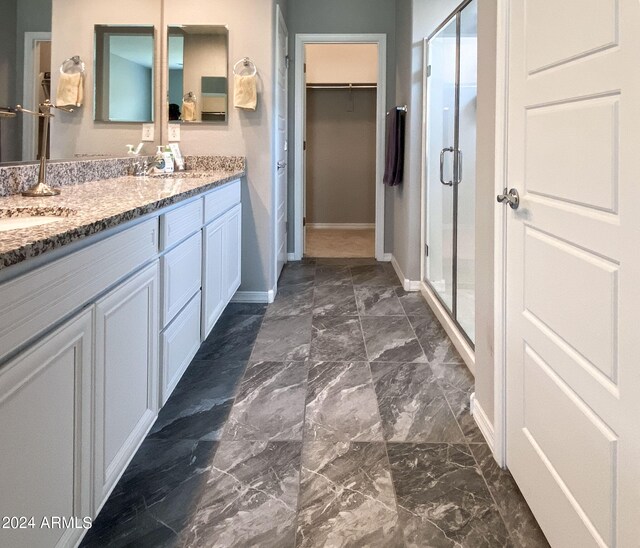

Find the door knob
[[277, 161, 287, 170], [497, 188, 520, 210]]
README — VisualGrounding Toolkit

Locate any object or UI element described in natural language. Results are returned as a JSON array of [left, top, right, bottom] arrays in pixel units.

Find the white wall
[[50, 0, 162, 158], [474, 0, 498, 424], [163, 0, 281, 295], [305, 44, 378, 84]]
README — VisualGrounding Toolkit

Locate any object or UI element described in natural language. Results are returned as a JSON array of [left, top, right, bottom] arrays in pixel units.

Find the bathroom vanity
[[0, 163, 243, 548]]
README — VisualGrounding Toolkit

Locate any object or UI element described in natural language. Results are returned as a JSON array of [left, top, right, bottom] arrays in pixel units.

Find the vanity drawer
[[161, 231, 202, 327], [204, 180, 241, 223], [160, 198, 203, 251], [160, 290, 201, 404]]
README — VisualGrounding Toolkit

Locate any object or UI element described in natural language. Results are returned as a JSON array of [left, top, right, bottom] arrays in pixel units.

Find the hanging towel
[[234, 74, 257, 110], [383, 108, 406, 186], [56, 72, 83, 108], [182, 101, 197, 122]]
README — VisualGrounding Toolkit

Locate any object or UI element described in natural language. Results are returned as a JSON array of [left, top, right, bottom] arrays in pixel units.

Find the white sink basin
[[0, 216, 64, 232], [0, 207, 76, 232]]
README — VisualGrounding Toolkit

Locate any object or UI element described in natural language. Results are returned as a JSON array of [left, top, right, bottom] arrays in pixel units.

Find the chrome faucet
[[16, 100, 74, 197]]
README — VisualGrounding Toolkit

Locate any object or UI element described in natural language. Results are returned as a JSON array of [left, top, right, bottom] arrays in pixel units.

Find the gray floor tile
[[388, 443, 512, 548], [351, 264, 399, 287], [223, 361, 307, 441], [395, 287, 432, 316], [310, 315, 368, 361], [471, 443, 550, 548], [361, 316, 427, 363], [81, 439, 218, 547], [279, 263, 316, 286], [251, 314, 312, 361], [149, 360, 246, 441], [371, 362, 465, 443], [408, 314, 465, 364], [196, 314, 264, 362], [266, 281, 314, 317], [315, 257, 379, 266], [296, 442, 403, 547], [183, 441, 301, 548], [312, 284, 358, 316], [305, 361, 383, 442], [355, 286, 405, 316], [314, 265, 353, 286]]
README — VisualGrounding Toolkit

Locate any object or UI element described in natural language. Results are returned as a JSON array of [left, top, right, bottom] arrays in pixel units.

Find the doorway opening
[[304, 43, 377, 258], [22, 32, 52, 162], [293, 34, 387, 261]]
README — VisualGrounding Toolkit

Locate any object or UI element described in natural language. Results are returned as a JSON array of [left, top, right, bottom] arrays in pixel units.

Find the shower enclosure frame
[[420, 0, 477, 363]]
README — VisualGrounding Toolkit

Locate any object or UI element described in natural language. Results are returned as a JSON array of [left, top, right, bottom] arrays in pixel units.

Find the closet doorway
[[422, 0, 477, 345], [293, 35, 387, 261]]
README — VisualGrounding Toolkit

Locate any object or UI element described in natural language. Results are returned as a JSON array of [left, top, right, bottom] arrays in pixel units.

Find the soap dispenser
[[153, 146, 166, 174]]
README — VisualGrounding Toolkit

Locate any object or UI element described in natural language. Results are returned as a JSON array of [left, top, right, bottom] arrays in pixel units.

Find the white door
[[275, 5, 289, 280], [505, 1, 640, 547]]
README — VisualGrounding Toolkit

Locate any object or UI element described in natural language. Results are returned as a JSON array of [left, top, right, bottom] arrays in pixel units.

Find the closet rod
[[306, 83, 378, 90]]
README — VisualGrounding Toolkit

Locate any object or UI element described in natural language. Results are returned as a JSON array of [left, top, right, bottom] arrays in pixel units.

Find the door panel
[[506, 1, 640, 546], [425, 16, 458, 312], [275, 6, 288, 280]]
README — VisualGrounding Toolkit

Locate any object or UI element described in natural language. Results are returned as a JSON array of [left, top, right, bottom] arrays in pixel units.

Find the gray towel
[[383, 108, 405, 186]]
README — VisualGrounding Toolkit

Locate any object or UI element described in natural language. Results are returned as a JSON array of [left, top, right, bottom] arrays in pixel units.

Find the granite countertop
[[0, 169, 245, 271]]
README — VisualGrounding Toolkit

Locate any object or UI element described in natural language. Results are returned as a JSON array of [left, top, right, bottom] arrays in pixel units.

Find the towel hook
[[233, 57, 257, 77]]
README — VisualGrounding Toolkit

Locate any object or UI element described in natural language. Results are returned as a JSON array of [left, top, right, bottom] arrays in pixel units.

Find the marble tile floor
[[81, 260, 549, 548]]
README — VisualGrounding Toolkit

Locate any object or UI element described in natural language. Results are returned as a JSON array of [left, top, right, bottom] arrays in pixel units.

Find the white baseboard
[[470, 392, 495, 453], [231, 289, 276, 304], [381, 253, 392, 262], [390, 255, 420, 292], [287, 253, 296, 261], [307, 223, 375, 230]]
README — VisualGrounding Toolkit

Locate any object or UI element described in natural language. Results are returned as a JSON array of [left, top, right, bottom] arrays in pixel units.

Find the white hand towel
[[234, 74, 257, 111], [182, 101, 197, 122], [56, 72, 83, 107]]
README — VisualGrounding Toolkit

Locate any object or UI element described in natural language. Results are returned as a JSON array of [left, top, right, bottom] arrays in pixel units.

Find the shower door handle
[[455, 149, 463, 185], [439, 147, 454, 187]]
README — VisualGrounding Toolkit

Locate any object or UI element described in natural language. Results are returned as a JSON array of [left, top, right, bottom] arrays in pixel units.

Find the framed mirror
[[167, 25, 229, 124], [94, 25, 155, 123]]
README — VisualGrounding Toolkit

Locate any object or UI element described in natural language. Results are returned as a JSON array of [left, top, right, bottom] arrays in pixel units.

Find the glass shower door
[[425, 17, 458, 312], [424, 0, 477, 344]]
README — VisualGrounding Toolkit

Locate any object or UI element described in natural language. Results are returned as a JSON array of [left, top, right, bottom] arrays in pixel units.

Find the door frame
[[492, 0, 510, 469], [273, 4, 289, 291], [22, 32, 52, 160], [292, 33, 387, 261]]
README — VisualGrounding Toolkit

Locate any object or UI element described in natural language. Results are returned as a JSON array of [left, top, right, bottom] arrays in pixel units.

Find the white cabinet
[[93, 262, 159, 514], [202, 214, 226, 338], [224, 203, 242, 301], [202, 203, 242, 339], [160, 291, 201, 405], [0, 310, 93, 548]]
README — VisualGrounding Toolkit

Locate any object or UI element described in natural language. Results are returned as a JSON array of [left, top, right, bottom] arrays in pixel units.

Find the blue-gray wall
[[0, 0, 18, 162], [108, 54, 153, 122]]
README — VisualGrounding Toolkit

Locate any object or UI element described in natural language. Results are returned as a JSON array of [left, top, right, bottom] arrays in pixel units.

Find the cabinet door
[[224, 203, 242, 301], [0, 310, 93, 548], [202, 216, 225, 340], [94, 262, 159, 513]]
